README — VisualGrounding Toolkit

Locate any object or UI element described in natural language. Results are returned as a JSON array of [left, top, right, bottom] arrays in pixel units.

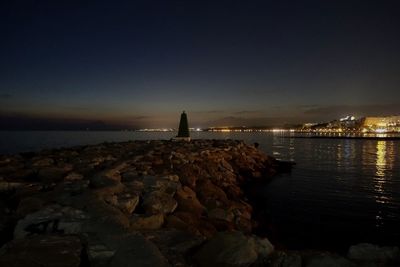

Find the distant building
[[361, 116, 400, 132]]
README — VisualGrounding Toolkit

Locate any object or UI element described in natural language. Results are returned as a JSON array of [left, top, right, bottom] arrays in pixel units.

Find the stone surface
[[348, 243, 400, 262], [175, 186, 205, 217], [194, 231, 274, 267], [143, 190, 178, 214], [14, 205, 88, 239], [109, 233, 170, 267], [305, 253, 355, 267], [268, 251, 302, 267], [145, 229, 205, 266], [130, 214, 164, 230], [116, 192, 139, 214], [0, 235, 82, 267]]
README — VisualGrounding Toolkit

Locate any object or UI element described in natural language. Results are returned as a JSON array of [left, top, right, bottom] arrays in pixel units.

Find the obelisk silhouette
[[176, 111, 190, 141]]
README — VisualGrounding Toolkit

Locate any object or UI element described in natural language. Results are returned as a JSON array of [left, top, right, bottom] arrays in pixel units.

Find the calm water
[[1, 131, 399, 250]]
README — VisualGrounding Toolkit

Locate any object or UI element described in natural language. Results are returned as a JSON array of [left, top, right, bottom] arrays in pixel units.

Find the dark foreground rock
[[0, 140, 277, 266]]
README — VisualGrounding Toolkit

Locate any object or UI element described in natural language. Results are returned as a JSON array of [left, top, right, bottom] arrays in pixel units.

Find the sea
[[1, 130, 399, 251]]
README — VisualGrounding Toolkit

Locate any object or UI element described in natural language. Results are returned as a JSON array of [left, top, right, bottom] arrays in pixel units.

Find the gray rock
[[348, 243, 400, 262], [14, 205, 88, 239]]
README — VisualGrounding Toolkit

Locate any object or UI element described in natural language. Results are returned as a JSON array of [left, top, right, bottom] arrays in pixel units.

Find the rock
[[121, 171, 139, 183], [32, 157, 54, 167], [196, 179, 229, 209], [0, 235, 82, 267], [16, 197, 45, 217], [142, 176, 180, 196], [109, 233, 170, 267], [268, 251, 302, 267], [348, 243, 400, 262], [305, 253, 355, 267], [175, 186, 205, 217], [0, 181, 24, 192], [130, 214, 164, 230], [143, 191, 178, 214], [208, 208, 235, 222], [14, 205, 88, 239], [116, 192, 139, 214], [145, 229, 205, 266], [194, 231, 274, 267], [64, 172, 84, 181], [37, 167, 66, 183], [90, 173, 120, 188]]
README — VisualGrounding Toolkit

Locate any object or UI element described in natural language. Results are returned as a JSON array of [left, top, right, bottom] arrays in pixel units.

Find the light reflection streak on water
[[374, 141, 396, 227]]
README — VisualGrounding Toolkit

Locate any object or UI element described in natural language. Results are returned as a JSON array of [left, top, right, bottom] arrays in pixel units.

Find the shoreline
[[284, 135, 400, 140], [0, 140, 399, 266]]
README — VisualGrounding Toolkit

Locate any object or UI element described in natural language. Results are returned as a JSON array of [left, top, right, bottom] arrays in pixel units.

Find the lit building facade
[[361, 116, 400, 132]]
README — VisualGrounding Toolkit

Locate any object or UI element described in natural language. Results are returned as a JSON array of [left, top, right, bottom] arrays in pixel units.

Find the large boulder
[[0, 235, 82, 267], [194, 231, 274, 267]]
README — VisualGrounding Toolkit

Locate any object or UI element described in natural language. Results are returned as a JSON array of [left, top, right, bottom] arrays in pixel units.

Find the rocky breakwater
[[0, 139, 280, 267]]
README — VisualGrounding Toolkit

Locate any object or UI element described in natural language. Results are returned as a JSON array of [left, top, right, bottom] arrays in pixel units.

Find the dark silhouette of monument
[[176, 111, 190, 141]]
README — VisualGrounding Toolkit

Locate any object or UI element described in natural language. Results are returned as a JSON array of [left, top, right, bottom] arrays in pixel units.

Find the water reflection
[[374, 140, 394, 221]]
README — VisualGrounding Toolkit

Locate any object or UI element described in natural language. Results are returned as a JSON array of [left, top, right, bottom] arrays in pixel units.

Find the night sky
[[1, 1, 400, 129]]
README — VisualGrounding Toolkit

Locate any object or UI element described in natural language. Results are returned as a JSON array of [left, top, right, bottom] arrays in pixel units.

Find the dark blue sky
[[1, 0, 400, 129]]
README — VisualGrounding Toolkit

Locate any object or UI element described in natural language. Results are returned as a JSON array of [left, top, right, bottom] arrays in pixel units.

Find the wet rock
[[348, 243, 400, 263], [143, 190, 178, 214], [130, 214, 164, 230], [0, 235, 82, 267], [194, 231, 274, 267]]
